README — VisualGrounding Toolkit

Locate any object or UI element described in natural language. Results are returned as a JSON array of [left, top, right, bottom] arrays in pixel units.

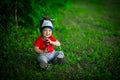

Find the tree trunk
[[15, 0, 18, 28]]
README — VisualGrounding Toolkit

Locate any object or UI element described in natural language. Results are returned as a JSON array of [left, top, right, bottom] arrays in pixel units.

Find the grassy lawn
[[0, 0, 120, 80]]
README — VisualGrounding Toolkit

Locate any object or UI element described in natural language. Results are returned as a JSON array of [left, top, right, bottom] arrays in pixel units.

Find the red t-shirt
[[34, 36, 56, 53]]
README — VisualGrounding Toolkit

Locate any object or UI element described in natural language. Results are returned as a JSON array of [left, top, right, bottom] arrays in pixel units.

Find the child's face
[[42, 28, 52, 38]]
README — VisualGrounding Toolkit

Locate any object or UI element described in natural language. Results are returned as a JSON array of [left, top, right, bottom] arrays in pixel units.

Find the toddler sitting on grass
[[34, 16, 65, 70]]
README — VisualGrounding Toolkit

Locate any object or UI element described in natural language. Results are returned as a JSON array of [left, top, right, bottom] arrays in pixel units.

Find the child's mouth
[[45, 34, 50, 37]]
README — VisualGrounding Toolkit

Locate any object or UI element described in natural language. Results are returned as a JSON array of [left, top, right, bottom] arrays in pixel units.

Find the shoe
[[40, 63, 52, 71], [46, 64, 52, 70], [39, 62, 48, 71], [56, 58, 66, 65], [51, 57, 58, 64]]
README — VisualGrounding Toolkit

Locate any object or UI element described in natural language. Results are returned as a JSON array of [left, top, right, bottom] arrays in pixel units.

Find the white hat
[[41, 20, 53, 28], [40, 20, 53, 33]]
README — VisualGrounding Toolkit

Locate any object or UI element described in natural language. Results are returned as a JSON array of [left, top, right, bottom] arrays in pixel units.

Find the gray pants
[[37, 51, 64, 68]]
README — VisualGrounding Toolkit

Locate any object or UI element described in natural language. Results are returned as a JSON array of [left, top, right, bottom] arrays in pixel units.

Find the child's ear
[[40, 19, 44, 27], [50, 19, 55, 23], [40, 19, 44, 24], [39, 19, 44, 34]]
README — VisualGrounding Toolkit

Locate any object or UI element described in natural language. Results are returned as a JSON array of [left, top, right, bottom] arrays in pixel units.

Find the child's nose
[[46, 31, 49, 34], [47, 31, 49, 33]]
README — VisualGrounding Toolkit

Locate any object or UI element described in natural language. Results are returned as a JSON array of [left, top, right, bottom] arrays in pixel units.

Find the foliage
[[0, 0, 69, 27], [0, 0, 120, 80]]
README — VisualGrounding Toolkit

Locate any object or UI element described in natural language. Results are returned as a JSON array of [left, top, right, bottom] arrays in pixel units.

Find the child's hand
[[43, 47, 48, 53], [46, 38, 60, 46], [46, 38, 52, 44]]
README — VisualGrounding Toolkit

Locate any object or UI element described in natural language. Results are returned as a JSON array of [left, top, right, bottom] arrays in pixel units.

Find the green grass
[[0, 0, 120, 80]]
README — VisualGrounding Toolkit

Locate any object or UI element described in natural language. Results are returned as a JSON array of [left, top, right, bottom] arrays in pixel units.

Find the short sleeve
[[50, 36, 56, 41], [34, 37, 41, 47]]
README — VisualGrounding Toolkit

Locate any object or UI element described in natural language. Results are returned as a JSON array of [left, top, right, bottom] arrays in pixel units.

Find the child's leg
[[52, 51, 65, 64], [56, 51, 64, 58], [37, 54, 48, 69]]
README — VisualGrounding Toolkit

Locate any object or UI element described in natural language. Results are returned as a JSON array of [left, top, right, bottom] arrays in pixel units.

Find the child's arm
[[34, 46, 48, 54], [51, 40, 60, 46], [47, 39, 60, 46]]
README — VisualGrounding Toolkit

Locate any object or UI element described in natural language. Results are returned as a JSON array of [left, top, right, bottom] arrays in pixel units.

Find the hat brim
[[40, 26, 53, 33]]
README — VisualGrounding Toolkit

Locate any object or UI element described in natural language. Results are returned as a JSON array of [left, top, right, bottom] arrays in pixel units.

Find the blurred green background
[[0, 0, 120, 80]]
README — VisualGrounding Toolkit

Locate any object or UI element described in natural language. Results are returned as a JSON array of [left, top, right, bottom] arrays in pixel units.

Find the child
[[34, 16, 65, 70]]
